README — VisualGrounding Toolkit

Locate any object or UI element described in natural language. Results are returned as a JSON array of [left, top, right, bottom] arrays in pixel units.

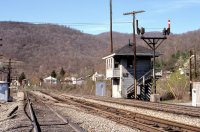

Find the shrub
[[157, 70, 189, 100]]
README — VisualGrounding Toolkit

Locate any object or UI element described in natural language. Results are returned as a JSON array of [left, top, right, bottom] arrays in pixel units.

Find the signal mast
[[138, 19, 171, 97]]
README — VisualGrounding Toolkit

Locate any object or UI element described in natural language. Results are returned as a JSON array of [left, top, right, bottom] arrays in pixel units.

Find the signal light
[[163, 28, 167, 36], [168, 20, 170, 29], [167, 20, 170, 35], [136, 20, 140, 35], [141, 27, 145, 35], [163, 20, 171, 36], [136, 20, 145, 35]]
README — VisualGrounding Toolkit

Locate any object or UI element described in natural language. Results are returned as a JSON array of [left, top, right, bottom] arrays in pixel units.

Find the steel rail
[[28, 92, 86, 132], [45, 104, 86, 132], [38, 91, 200, 131], [64, 94, 200, 117], [25, 92, 41, 132], [67, 96, 200, 132]]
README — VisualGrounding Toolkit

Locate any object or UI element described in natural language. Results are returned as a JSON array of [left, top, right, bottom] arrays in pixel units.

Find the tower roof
[[103, 44, 160, 59]]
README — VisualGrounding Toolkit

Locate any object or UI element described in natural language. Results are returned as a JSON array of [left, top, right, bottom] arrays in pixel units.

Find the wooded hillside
[[0, 21, 200, 78], [0, 22, 108, 77]]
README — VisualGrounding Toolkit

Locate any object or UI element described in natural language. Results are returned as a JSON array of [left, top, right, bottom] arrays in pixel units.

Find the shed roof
[[44, 76, 57, 81], [103, 44, 160, 59]]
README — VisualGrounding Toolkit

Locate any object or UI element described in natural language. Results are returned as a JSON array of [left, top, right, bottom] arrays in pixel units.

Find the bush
[[157, 70, 189, 100]]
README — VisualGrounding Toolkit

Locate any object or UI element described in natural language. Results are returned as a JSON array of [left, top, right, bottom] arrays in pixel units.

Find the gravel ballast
[[54, 103, 138, 132], [31, 91, 138, 132], [64, 94, 200, 127], [0, 100, 32, 132]]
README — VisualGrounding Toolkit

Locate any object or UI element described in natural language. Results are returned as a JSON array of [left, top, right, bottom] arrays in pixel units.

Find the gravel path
[[64, 94, 200, 127]]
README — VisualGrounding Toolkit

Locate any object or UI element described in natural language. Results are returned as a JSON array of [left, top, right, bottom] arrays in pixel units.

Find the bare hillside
[[96, 30, 200, 61], [0, 21, 108, 77], [0, 21, 200, 78]]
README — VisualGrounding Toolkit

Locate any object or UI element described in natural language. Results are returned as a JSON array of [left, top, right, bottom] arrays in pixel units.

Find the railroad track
[[24, 91, 85, 132], [37, 91, 200, 132], [61, 93, 200, 118]]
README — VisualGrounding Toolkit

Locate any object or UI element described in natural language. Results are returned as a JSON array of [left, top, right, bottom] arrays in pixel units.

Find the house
[[92, 72, 105, 81], [43, 76, 57, 84], [103, 44, 160, 100], [71, 77, 84, 85], [63, 77, 73, 84]]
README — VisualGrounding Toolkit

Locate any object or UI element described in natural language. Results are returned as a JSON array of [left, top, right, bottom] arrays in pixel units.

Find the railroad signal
[[136, 20, 145, 35], [163, 20, 171, 36], [138, 18, 170, 96]]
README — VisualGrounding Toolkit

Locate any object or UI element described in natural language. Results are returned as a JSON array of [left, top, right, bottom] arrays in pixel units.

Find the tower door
[[112, 78, 122, 98]]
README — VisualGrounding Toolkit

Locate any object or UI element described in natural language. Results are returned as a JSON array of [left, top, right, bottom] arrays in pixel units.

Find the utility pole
[[110, 0, 113, 97], [110, 0, 113, 53], [194, 49, 197, 78], [7, 59, 12, 87], [189, 50, 193, 99], [0, 39, 2, 53], [0, 39, 2, 58], [0, 38, 2, 46], [123, 10, 145, 99], [0, 39, 2, 81], [3, 59, 15, 87]]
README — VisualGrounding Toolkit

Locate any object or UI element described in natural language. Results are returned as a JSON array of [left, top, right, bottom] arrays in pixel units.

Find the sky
[[0, 0, 200, 34]]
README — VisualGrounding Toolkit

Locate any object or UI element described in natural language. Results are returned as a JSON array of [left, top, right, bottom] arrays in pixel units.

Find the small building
[[10, 79, 20, 87], [0, 81, 9, 102], [43, 76, 57, 84], [92, 72, 105, 81], [96, 82, 106, 96], [71, 77, 84, 85], [103, 44, 160, 100], [192, 82, 200, 107]]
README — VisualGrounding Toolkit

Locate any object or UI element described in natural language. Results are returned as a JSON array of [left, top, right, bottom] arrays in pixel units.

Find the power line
[[19, 21, 132, 26]]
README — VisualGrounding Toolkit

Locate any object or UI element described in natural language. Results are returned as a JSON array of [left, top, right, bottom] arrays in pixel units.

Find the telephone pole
[[0, 38, 2, 46], [110, 0, 113, 53], [7, 59, 12, 87], [3, 59, 15, 87], [123, 10, 145, 99], [0, 39, 2, 50], [194, 49, 197, 78], [189, 50, 193, 99]]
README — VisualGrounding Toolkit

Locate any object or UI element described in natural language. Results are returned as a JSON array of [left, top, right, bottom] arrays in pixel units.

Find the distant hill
[[96, 30, 200, 62], [0, 21, 108, 77], [0, 21, 200, 78]]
